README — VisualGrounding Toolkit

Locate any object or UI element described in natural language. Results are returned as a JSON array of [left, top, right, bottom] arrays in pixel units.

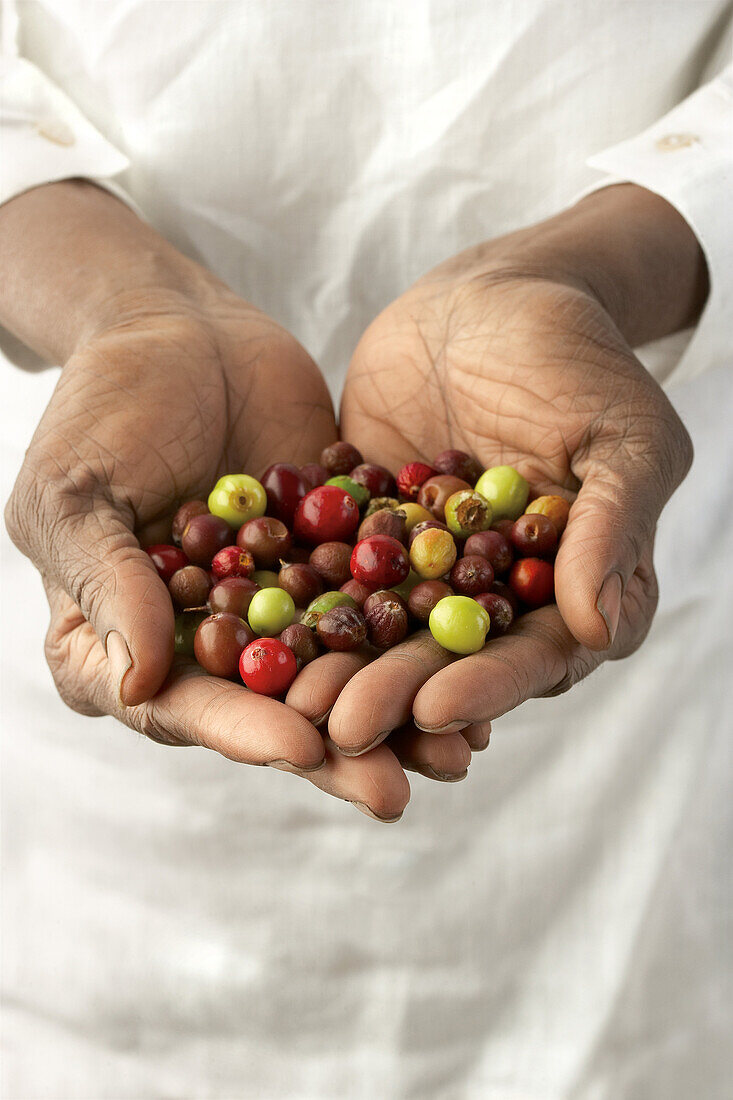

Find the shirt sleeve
[[579, 64, 733, 388]]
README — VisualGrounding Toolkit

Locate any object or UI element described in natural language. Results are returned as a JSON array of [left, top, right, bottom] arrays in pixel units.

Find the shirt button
[[655, 132, 698, 152], [35, 118, 76, 146]]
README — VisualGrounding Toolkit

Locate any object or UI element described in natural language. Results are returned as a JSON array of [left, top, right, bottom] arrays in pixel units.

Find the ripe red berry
[[320, 442, 363, 476], [260, 463, 308, 526], [147, 544, 188, 583], [239, 638, 298, 696], [350, 535, 410, 588], [432, 449, 483, 486], [449, 555, 495, 596], [510, 513, 558, 558], [396, 461, 436, 501], [350, 463, 397, 498], [293, 486, 360, 544], [211, 545, 256, 580], [509, 558, 555, 608], [474, 591, 515, 636]]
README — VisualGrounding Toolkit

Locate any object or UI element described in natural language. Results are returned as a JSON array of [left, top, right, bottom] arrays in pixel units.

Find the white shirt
[[1, 4, 732, 1098]]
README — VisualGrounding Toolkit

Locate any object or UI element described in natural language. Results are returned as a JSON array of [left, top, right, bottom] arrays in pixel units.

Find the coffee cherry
[[509, 558, 555, 608], [321, 442, 363, 476], [510, 513, 558, 558], [317, 605, 367, 651], [429, 595, 490, 655], [309, 542, 353, 588], [169, 565, 211, 608], [490, 579, 520, 616], [339, 578, 373, 608], [251, 569, 280, 588], [525, 494, 571, 535], [211, 545, 256, 580], [418, 475, 472, 521], [350, 463, 396, 498], [400, 502, 434, 533], [174, 610, 209, 656], [357, 508, 407, 545], [147, 544, 188, 583], [364, 496, 401, 518], [363, 591, 409, 649], [464, 530, 513, 575], [449, 555, 495, 596], [433, 449, 483, 486], [408, 519, 449, 548], [248, 588, 295, 636], [444, 489, 493, 538], [171, 500, 208, 545], [409, 527, 458, 579], [474, 591, 514, 637], [208, 473, 267, 528], [279, 623, 320, 669], [301, 590, 358, 629], [293, 486, 360, 544], [278, 563, 323, 607], [325, 475, 370, 508], [239, 638, 298, 696], [363, 589, 407, 616], [408, 580, 453, 623], [181, 513, 232, 566], [208, 577, 260, 618], [236, 516, 291, 567], [194, 613, 255, 677], [300, 463, 329, 491], [260, 463, 308, 526], [350, 535, 410, 588], [491, 518, 515, 539], [396, 462, 436, 501], [474, 466, 529, 522]]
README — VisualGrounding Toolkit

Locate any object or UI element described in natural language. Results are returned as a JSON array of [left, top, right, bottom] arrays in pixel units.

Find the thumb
[[555, 426, 692, 651], [7, 486, 174, 705]]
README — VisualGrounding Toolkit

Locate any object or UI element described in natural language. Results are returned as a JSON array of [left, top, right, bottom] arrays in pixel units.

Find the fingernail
[[349, 801, 403, 823], [311, 706, 333, 729], [597, 572, 623, 646], [413, 719, 469, 734], [337, 729, 391, 757], [105, 630, 132, 706], [414, 765, 469, 783], [267, 757, 327, 773]]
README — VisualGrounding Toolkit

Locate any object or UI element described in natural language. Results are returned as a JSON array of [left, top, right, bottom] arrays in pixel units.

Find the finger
[[12, 488, 174, 706], [44, 586, 410, 819], [328, 630, 458, 756], [388, 724, 471, 782], [285, 649, 373, 726], [558, 398, 691, 650], [413, 557, 656, 732], [460, 723, 492, 752]]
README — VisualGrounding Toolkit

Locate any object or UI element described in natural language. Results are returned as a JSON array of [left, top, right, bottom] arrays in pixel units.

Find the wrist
[[498, 184, 709, 346], [0, 180, 224, 363]]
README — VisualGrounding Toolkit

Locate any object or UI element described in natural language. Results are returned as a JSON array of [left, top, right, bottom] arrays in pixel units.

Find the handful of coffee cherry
[[146, 443, 570, 697]]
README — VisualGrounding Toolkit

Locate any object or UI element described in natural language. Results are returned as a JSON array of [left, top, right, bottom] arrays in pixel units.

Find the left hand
[[306, 185, 705, 753]]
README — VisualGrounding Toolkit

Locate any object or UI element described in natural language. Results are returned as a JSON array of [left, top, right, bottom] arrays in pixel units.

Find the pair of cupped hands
[[5, 181, 701, 822]]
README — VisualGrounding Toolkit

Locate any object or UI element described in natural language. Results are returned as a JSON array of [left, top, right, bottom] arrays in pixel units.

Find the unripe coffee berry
[[248, 588, 296, 636], [429, 595, 490, 655], [474, 465, 529, 522], [208, 473, 267, 528], [418, 475, 472, 521], [444, 489, 493, 538], [409, 527, 458, 579]]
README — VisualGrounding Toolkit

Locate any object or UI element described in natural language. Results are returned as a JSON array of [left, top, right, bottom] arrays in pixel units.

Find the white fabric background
[[1, 2, 732, 1097]]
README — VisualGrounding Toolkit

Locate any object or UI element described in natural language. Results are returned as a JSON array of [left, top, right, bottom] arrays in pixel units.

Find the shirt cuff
[[579, 65, 733, 388], [0, 56, 140, 215]]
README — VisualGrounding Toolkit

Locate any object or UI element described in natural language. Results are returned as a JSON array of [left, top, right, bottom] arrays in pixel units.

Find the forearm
[[0, 180, 221, 363], [491, 183, 709, 348]]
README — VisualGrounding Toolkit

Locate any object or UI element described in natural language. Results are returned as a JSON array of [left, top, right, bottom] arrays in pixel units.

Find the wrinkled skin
[[302, 253, 692, 751], [6, 288, 469, 820]]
